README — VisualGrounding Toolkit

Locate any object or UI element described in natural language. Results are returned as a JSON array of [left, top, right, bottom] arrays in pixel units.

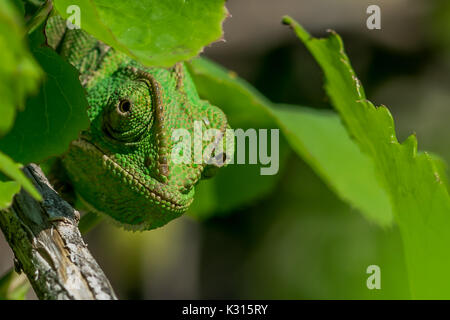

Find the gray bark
[[0, 164, 117, 300]]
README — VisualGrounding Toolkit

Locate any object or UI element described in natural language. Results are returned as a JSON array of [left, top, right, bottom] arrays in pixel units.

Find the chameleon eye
[[102, 81, 153, 143], [118, 99, 132, 114]]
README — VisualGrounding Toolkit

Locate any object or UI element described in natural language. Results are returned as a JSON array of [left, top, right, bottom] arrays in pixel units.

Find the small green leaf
[[0, 26, 90, 165], [0, 181, 21, 209], [53, 0, 227, 67], [0, 269, 30, 300], [0, 0, 43, 136], [283, 16, 450, 298], [7, 281, 29, 300], [0, 151, 41, 201]]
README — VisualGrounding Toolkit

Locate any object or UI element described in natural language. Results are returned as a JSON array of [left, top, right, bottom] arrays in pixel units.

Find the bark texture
[[0, 164, 117, 300]]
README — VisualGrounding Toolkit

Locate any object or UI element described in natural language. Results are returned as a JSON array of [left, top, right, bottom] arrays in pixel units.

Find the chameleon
[[44, 15, 232, 231]]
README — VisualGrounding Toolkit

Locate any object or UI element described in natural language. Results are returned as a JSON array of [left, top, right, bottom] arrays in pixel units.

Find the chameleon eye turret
[[46, 16, 232, 230], [102, 81, 154, 143]]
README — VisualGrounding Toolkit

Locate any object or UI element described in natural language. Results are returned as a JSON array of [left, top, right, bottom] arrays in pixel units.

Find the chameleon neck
[[45, 15, 113, 85]]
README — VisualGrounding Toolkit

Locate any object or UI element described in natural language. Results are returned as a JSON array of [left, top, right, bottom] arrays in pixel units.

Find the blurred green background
[[1, 0, 450, 299]]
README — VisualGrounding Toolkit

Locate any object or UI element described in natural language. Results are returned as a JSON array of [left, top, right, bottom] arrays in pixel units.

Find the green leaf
[[0, 269, 30, 300], [0, 181, 21, 209], [186, 58, 289, 219], [0, 151, 41, 202], [187, 58, 392, 226], [273, 105, 393, 226], [283, 16, 450, 298], [0, 27, 90, 165], [10, 0, 25, 15], [53, 0, 227, 67], [0, 0, 42, 136]]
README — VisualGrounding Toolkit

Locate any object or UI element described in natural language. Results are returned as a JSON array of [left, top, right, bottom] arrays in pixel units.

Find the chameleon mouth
[[70, 138, 192, 212]]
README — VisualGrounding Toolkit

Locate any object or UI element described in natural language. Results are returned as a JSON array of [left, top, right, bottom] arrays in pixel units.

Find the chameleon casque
[[45, 16, 232, 230]]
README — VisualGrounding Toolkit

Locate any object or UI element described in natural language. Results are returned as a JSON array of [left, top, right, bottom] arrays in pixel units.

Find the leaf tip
[[281, 16, 311, 42]]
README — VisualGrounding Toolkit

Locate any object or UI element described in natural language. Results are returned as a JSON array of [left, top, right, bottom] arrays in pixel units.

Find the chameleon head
[[62, 62, 232, 230]]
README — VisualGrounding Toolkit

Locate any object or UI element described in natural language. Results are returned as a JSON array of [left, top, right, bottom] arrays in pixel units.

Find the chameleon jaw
[[69, 138, 193, 213]]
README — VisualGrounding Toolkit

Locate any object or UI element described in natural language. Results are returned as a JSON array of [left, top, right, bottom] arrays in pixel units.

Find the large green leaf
[[0, 0, 42, 136], [274, 105, 392, 226], [283, 16, 450, 298], [187, 58, 392, 225], [0, 27, 89, 165], [53, 0, 227, 67]]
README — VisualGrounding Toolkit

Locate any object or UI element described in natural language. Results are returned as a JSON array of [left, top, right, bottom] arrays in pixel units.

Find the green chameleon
[[45, 16, 232, 231]]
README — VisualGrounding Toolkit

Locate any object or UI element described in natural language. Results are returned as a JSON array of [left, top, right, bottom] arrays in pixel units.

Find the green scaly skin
[[45, 16, 231, 230]]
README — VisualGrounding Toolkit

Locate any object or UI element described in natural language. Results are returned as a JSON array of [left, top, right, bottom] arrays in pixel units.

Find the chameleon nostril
[[180, 181, 195, 194]]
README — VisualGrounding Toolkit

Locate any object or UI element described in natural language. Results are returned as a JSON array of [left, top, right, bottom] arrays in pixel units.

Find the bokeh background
[[1, 0, 450, 299]]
